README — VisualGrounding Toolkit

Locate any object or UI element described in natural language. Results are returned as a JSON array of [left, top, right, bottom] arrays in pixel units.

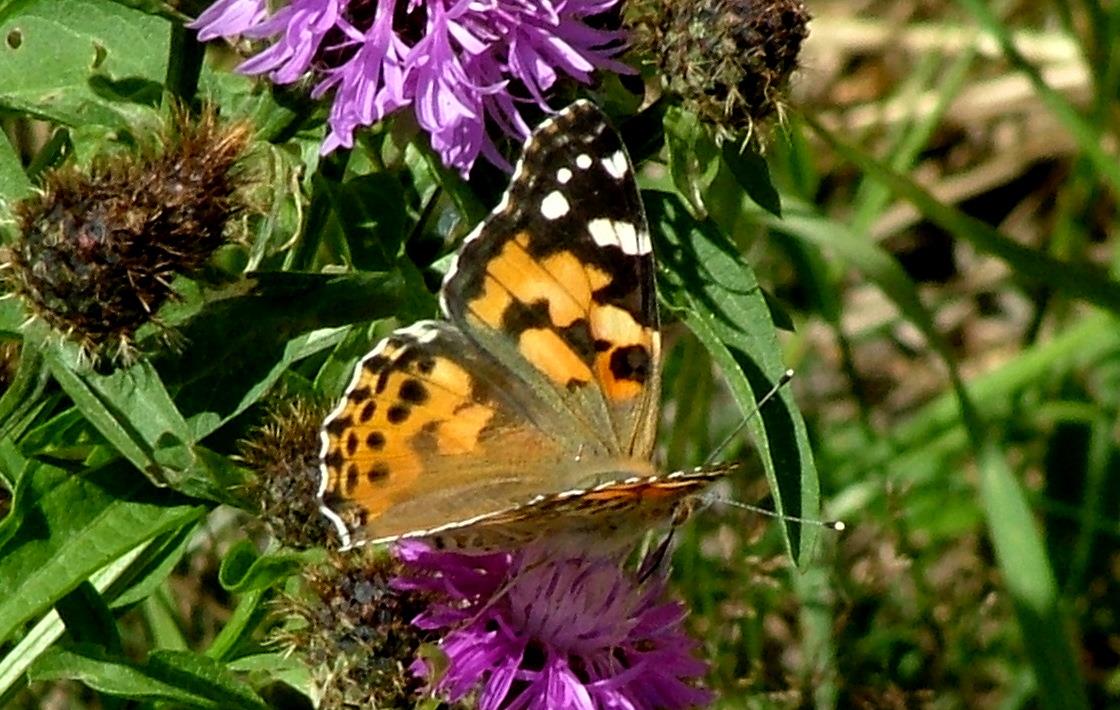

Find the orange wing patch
[[437, 402, 494, 455], [519, 327, 593, 385], [589, 304, 654, 402], [475, 233, 587, 330], [470, 275, 514, 330], [321, 339, 495, 524], [463, 230, 654, 401]]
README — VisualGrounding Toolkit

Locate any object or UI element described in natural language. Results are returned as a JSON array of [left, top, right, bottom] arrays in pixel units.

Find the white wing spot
[[588, 218, 620, 249], [602, 150, 628, 179], [576, 153, 592, 169], [636, 229, 652, 255], [588, 218, 650, 255], [556, 167, 573, 184], [398, 321, 441, 344], [540, 190, 570, 220]]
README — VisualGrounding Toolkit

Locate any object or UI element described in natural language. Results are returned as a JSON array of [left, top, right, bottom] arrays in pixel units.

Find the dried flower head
[[2, 108, 250, 363], [630, 0, 810, 135], [277, 547, 436, 709], [239, 397, 337, 549], [190, 0, 631, 174], [395, 540, 713, 709]]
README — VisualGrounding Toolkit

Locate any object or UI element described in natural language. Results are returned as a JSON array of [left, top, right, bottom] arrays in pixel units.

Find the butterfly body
[[318, 101, 731, 550]]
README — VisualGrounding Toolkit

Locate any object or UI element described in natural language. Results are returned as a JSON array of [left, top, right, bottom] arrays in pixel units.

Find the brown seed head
[[2, 107, 251, 363]]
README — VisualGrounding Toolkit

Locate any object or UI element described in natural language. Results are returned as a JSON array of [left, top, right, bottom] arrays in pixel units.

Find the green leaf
[[767, 132, 1092, 709], [0, 298, 27, 337], [109, 522, 199, 609], [159, 270, 434, 430], [0, 127, 31, 206], [0, 459, 204, 645], [314, 319, 398, 397], [328, 173, 409, 271], [204, 589, 268, 663], [663, 107, 720, 219], [217, 541, 310, 594], [414, 142, 487, 228], [0, 440, 32, 549], [769, 197, 958, 367], [806, 115, 1120, 315], [45, 355, 198, 489], [649, 191, 820, 563], [55, 581, 123, 654], [28, 645, 267, 710], [0, 541, 150, 702], [0, 344, 50, 464], [954, 0, 1120, 197], [144, 585, 188, 650], [225, 652, 312, 698], [720, 140, 782, 217], [148, 650, 269, 710], [978, 442, 1090, 710], [848, 313, 1120, 476], [0, 0, 169, 127], [18, 406, 99, 466], [198, 68, 311, 149]]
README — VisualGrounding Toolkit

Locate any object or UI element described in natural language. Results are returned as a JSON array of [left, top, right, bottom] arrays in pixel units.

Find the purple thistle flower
[[189, 0, 631, 174], [189, 0, 266, 41], [392, 540, 713, 710]]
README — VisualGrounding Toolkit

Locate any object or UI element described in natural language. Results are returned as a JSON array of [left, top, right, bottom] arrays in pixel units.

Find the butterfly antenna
[[692, 369, 844, 532], [712, 497, 846, 530], [703, 369, 795, 466]]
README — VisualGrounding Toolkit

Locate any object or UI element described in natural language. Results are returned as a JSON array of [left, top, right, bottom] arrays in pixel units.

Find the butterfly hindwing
[[319, 321, 579, 547]]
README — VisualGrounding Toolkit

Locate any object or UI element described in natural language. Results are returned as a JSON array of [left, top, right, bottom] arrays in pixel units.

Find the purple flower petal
[[395, 542, 712, 709], [191, 0, 633, 171], [316, 0, 411, 152], [187, 0, 266, 41], [237, 0, 348, 84]]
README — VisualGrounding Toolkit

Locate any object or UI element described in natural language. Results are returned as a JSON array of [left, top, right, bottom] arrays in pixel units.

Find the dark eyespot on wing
[[326, 416, 351, 437], [399, 378, 429, 404], [610, 344, 651, 383], [359, 400, 376, 422], [367, 462, 390, 482], [387, 405, 410, 424]]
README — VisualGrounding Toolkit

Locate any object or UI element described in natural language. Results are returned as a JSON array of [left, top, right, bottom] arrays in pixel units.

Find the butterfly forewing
[[441, 101, 661, 460]]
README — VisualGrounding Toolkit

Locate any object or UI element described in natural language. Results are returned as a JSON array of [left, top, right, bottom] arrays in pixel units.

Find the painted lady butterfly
[[318, 101, 733, 550]]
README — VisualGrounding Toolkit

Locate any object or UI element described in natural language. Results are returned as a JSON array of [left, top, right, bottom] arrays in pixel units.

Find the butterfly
[[317, 101, 733, 550]]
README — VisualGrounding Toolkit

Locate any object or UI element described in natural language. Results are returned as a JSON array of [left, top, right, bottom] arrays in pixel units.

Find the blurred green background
[[675, 1, 1120, 707]]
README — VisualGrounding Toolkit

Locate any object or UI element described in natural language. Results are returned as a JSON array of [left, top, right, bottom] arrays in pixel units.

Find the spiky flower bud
[[276, 549, 437, 709], [2, 108, 250, 362], [630, 0, 810, 135], [239, 397, 337, 549]]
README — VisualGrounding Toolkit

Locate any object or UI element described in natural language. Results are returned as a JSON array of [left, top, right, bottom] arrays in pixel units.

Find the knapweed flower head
[[190, 0, 632, 175], [1, 107, 250, 364], [393, 540, 713, 709], [628, 0, 810, 135], [276, 547, 436, 708], [238, 396, 337, 548]]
